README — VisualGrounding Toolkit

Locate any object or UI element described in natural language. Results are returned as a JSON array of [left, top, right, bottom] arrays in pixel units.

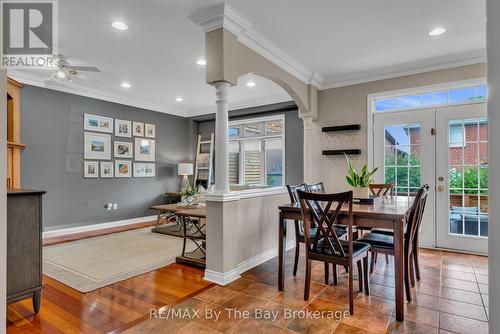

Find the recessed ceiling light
[[121, 82, 131, 88], [196, 59, 207, 66], [176, 97, 184, 102], [112, 21, 128, 31], [246, 81, 256, 87], [428, 27, 446, 36], [55, 70, 66, 79]]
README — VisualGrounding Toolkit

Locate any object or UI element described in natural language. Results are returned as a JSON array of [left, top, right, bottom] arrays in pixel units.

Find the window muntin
[[374, 84, 487, 113], [227, 116, 285, 187]]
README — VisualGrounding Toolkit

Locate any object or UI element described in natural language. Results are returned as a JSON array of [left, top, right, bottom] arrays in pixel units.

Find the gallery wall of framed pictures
[[83, 114, 156, 178]]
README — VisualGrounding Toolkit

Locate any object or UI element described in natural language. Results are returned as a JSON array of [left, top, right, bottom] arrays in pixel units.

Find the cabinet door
[[7, 195, 42, 295]]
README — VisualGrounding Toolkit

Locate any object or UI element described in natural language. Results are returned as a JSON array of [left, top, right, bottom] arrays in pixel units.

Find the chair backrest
[[307, 182, 325, 193], [405, 185, 429, 244], [369, 183, 394, 196], [286, 183, 307, 204], [297, 190, 353, 259]]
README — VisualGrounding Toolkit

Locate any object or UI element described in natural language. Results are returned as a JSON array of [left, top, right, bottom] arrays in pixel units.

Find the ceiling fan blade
[[71, 66, 100, 72]]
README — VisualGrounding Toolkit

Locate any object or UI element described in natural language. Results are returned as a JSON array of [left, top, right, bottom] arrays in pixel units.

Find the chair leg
[[348, 263, 354, 315], [293, 239, 300, 276], [324, 262, 330, 285], [413, 242, 421, 282], [385, 254, 389, 264], [332, 264, 338, 286], [404, 253, 412, 302], [370, 252, 376, 274], [363, 255, 370, 295], [357, 260, 363, 292], [409, 249, 416, 287], [304, 259, 312, 301]]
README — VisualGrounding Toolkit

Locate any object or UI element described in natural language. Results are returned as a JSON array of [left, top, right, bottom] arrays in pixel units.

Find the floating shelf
[[322, 124, 361, 132], [322, 149, 361, 156]]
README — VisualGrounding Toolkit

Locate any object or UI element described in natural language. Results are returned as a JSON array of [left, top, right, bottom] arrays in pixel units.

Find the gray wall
[[194, 103, 304, 185], [20, 85, 197, 231], [487, 0, 498, 330]]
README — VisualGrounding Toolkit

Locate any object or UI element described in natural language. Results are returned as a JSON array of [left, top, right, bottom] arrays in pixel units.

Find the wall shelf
[[322, 149, 361, 156], [322, 124, 361, 132]]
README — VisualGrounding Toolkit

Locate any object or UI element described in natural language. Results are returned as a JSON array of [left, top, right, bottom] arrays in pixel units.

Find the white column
[[487, 0, 499, 331], [302, 115, 313, 183], [214, 81, 231, 193]]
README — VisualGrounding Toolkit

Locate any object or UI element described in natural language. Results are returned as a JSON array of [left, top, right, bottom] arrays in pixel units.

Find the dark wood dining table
[[278, 196, 413, 322]]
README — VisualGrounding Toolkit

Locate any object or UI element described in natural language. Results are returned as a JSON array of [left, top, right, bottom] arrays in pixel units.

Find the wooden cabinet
[[7, 189, 46, 313], [7, 78, 26, 189]]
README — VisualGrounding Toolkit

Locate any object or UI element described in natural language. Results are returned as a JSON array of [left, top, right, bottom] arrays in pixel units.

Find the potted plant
[[180, 185, 199, 205], [345, 154, 378, 198]]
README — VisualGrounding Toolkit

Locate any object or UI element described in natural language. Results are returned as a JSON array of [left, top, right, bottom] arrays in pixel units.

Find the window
[[228, 115, 285, 187], [449, 123, 465, 148], [374, 84, 488, 112]]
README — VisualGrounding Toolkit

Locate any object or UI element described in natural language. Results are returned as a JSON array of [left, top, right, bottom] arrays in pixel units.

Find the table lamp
[[178, 163, 194, 189]]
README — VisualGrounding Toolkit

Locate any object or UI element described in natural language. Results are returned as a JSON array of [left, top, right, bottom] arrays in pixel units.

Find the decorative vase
[[352, 187, 371, 199]]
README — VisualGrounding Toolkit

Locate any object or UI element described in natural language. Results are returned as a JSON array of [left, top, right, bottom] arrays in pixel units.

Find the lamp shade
[[178, 163, 193, 176]]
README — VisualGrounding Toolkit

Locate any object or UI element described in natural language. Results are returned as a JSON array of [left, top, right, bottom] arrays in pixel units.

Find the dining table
[[277, 196, 413, 322]]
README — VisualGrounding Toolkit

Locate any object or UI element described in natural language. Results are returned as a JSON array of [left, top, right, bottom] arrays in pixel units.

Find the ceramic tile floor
[[124, 248, 488, 334]]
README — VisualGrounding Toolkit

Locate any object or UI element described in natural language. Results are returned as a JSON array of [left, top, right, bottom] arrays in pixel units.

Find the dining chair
[[297, 190, 370, 315], [307, 182, 325, 193], [369, 183, 394, 196], [357, 185, 428, 302], [286, 183, 309, 276]]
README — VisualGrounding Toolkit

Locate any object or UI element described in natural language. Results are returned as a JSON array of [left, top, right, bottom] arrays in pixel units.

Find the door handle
[[437, 186, 444, 192]]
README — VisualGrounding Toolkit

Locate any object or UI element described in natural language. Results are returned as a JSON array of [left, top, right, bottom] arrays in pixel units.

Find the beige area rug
[[43, 227, 193, 293]]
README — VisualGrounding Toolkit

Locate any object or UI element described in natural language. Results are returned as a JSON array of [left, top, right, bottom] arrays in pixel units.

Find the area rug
[[43, 227, 192, 293]]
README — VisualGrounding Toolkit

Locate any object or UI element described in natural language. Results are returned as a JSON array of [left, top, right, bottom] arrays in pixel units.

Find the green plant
[[180, 185, 199, 197], [345, 154, 379, 188]]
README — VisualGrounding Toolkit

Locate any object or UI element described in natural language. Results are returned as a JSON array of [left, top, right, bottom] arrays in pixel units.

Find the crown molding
[[321, 49, 487, 90], [183, 92, 292, 118], [7, 70, 188, 117], [189, 3, 323, 89]]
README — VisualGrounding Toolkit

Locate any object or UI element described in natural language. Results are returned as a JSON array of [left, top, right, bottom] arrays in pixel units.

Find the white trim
[[322, 50, 486, 90], [204, 239, 295, 286], [205, 187, 287, 202], [42, 215, 157, 238]]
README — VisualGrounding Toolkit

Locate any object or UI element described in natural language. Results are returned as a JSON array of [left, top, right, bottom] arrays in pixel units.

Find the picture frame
[[100, 161, 114, 178], [114, 141, 133, 159], [133, 122, 144, 137], [133, 163, 156, 177], [115, 160, 132, 177], [135, 138, 156, 162], [84, 114, 113, 133], [115, 119, 132, 137], [145, 123, 155, 138], [84, 161, 99, 178], [84, 132, 111, 160]]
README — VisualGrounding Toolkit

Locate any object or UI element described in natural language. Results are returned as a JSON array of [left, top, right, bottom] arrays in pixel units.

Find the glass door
[[373, 109, 436, 247], [436, 103, 488, 253]]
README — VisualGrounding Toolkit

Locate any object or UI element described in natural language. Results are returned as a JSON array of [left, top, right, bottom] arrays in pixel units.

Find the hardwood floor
[[7, 264, 213, 334]]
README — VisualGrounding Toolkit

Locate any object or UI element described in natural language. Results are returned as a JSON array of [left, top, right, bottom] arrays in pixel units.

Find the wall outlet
[[113, 203, 118, 210], [106, 203, 113, 210]]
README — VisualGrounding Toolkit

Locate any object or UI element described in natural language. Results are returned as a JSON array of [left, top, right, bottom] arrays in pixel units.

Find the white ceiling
[[9, 0, 486, 117]]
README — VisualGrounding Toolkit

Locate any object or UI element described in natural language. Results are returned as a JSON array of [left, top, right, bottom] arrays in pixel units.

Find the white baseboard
[[42, 215, 157, 239], [204, 239, 296, 286]]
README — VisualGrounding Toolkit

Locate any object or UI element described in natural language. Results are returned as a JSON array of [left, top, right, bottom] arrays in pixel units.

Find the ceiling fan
[[51, 55, 100, 82]]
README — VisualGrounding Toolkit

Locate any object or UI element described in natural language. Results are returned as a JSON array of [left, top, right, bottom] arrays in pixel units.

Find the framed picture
[[115, 119, 131, 137], [133, 122, 144, 137], [114, 141, 133, 158], [145, 123, 155, 138], [84, 114, 113, 133], [100, 161, 114, 178], [84, 161, 99, 178], [115, 160, 132, 177], [84, 132, 111, 160], [134, 163, 156, 177], [135, 138, 156, 162]]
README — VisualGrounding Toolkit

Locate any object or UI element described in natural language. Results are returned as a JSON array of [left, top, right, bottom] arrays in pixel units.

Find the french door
[[373, 109, 435, 247], [436, 104, 488, 253], [373, 103, 488, 253]]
